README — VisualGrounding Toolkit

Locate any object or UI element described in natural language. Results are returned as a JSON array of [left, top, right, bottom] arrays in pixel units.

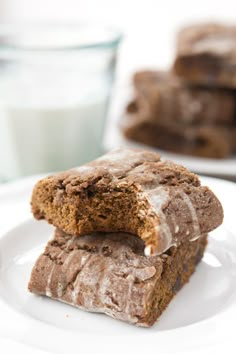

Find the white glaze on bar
[[72, 149, 148, 175], [170, 214, 179, 234], [175, 225, 180, 233], [180, 191, 201, 241], [73, 165, 93, 173], [98, 262, 113, 306], [193, 35, 236, 55], [144, 186, 172, 255], [95, 148, 154, 175], [144, 245, 152, 257], [71, 254, 91, 305], [97, 263, 138, 324], [45, 249, 64, 297], [143, 185, 202, 254], [57, 248, 79, 298], [41, 235, 160, 325], [46, 236, 76, 298], [90, 241, 118, 312], [124, 274, 134, 315], [96, 148, 137, 163]]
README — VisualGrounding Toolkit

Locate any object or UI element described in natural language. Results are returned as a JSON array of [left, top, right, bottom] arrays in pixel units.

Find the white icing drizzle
[[143, 186, 202, 254], [96, 261, 138, 323], [179, 91, 202, 123], [65, 236, 76, 248], [46, 236, 76, 298], [89, 258, 105, 310], [90, 240, 116, 311], [180, 192, 201, 241], [193, 35, 236, 55], [72, 149, 146, 175], [175, 225, 180, 233], [71, 254, 91, 305], [60, 248, 78, 270], [45, 249, 64, 297], [124, 274, 134, 315], [144, 245, 152, 257], [57, 248, 79, 298], [170, 214, 179, 234], [96, 148, 136, 163], [144, 186, 172, 254], [73, 165, 93, 173], [98, 261, 114, 309]]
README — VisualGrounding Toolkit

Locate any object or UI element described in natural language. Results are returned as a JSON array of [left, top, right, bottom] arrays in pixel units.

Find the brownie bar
[[129, 70, 235, 125], [28, 229, 208, 327], [123, 119, 236, 158], [31, 149, 223, 255], [173, 23, 236, 88]]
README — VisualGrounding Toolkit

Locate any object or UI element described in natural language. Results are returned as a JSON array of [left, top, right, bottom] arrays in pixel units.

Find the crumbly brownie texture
[[123, 119, 236, 159], [173, 23, 236, 88], [31, 149, 223, 255], [130, 70, 235, 125], [28, 229, 208, 327]]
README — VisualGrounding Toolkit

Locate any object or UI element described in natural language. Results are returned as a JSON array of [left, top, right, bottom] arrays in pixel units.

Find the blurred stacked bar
[[173, 23, 236, 88], [123, 23, 236, 159]]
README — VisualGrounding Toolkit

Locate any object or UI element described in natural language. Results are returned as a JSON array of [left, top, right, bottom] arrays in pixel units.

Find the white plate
[[0, 176, 236, 354], [104, 87, 236, 177]]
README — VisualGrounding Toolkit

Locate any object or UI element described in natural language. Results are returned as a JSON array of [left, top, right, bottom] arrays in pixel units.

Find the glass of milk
[[0, 24, 122, 181]]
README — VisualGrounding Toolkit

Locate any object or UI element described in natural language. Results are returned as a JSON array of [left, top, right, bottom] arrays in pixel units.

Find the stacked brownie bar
[[28, 148, 224, 326], [123, 23, 236, 158], [173, 23, 236, 88]]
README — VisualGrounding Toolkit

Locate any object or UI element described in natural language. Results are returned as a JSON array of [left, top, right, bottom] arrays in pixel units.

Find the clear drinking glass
[[0, 24, 122, 181]]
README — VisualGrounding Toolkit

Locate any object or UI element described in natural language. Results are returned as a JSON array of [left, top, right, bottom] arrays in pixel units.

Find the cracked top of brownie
[[31, 148, 223, 255]]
